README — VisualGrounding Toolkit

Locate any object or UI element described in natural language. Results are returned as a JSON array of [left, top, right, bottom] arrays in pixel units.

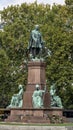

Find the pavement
[[0, 125, 73, 130]]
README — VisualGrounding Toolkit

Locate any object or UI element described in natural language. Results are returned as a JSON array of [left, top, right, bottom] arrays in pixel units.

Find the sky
[[0, 0, 65, 10]]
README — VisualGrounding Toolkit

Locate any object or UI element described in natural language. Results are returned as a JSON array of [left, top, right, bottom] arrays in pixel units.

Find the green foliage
[[0, 2, 73, 108], [65, 0, 73, 5], [49, 115, 63, 124]]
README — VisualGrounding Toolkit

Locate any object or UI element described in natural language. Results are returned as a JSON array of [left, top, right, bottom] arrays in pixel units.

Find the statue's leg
[[36, 48, 40, 58], [33, 48, 36, 58], [29, 47, 32, 54]]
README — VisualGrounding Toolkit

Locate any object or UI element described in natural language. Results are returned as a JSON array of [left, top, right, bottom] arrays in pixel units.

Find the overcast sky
[[0, 0, 65, 10]]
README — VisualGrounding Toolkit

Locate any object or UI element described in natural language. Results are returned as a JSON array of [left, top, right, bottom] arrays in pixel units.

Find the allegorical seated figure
[[7, 84, 23, 108], [28, 25, 45, 59], [50, 84, 63, 108], [32, 84, 46, 108]]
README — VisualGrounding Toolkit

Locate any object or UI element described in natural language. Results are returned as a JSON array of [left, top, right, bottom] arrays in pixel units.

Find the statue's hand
[[14, 94, 18, 96]]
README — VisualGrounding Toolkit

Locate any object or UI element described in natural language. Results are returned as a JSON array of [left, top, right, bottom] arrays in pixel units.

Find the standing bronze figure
[[28, 25, 44, 58]]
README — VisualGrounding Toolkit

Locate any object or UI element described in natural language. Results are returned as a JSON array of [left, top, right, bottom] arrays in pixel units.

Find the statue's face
[[35, 25, 39, 30], [35, 84, 39, 89], [18, 84, 22, 89]]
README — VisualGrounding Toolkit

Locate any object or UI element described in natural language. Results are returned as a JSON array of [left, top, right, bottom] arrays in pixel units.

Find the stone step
[[21, 116, 50, 123], [5, 115, 21, 122], [6, 115, 50, 123]]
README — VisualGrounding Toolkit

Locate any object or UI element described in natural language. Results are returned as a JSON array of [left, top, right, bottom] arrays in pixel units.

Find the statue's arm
[[18, 89, 23, 95], [32, 31, 37, 42], [41, 86, 46, 93]]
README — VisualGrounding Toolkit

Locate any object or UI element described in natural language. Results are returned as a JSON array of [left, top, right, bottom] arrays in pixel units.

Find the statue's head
[[35, 25, 39, 30], [35, 84, 40, 90], [18, 84, 23, 89], [50, 83, 56, 96]]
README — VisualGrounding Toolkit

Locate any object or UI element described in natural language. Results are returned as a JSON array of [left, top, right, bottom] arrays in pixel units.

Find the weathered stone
[[0, 125, 73, 130], [66, 126, 73, 130]]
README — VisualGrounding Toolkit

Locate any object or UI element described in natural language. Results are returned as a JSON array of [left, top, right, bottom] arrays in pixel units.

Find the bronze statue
[[7, 84, 23, 108], [50, 84, 63, 108], [32, 84, 46, 108], [28, 25, 44, 59]]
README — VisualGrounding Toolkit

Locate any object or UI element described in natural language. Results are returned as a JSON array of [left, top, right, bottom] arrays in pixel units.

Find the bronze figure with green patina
[[7, 84, 23, 108], [50, 84, 63, 108], [28, 25, 44, 59], [32, 84, 46, 108]]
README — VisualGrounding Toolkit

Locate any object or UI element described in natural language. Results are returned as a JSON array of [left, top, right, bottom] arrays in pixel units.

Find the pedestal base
[[5, 108, 65, 123], [5, 61, 65, 123]]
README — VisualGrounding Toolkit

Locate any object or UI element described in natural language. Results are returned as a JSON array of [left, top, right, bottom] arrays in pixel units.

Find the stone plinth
[[49, 107, 63, 116], [5, 108, 64, 123], [27, 61, 46, 90], [23, 61, 50, 108], [5, 60, 66, 123]]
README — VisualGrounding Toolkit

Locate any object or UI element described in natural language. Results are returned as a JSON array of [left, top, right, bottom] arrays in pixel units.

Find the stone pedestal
[[23, 61, 50, 108], [5, 61, 65, 123], [5, 108, 64, 123]]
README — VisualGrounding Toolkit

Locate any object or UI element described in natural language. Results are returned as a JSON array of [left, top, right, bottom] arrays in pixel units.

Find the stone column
[[23, 61, 50, 108]]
